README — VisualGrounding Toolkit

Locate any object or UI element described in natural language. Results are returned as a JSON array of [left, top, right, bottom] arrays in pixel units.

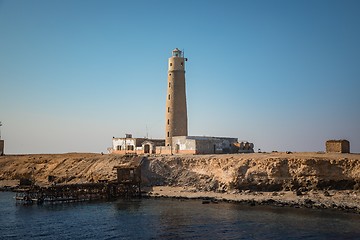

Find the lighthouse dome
[[172, 48, 183, 57]]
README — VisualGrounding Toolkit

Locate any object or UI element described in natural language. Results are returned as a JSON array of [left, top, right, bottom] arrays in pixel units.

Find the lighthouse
[[165, 48, 188, 146]]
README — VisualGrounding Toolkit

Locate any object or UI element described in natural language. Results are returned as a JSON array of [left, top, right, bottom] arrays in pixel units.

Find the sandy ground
[[147, 186, 360, 213], [0, 180, 19, 187]]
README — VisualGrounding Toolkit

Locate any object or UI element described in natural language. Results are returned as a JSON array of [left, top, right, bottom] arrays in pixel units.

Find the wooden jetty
[[15, 156, 145, 204]]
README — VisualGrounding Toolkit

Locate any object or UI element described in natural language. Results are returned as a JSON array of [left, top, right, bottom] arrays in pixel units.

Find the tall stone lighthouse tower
[[165, 48, 188, 146]]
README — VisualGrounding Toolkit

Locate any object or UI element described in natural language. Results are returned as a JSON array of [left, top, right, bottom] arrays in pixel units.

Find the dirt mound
[[0, 153, 131, 186]]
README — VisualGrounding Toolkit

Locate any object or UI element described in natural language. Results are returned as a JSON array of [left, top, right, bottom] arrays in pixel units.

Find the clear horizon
[[1, 0, 359, 154]]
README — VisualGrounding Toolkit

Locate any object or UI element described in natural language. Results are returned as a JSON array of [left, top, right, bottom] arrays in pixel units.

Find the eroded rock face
[[144, 153, 360, 192], [0, 152, 359, 192]]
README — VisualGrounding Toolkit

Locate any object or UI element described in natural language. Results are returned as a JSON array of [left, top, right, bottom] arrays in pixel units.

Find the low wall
[[111, 150, 138, 155], [156, 146, 172, 155]]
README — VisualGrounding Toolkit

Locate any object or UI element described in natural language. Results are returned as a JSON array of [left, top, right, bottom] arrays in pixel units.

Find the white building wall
[[112, 138, 137, 150], [172, 136, 196, 151], [172, 136, 238, 154]]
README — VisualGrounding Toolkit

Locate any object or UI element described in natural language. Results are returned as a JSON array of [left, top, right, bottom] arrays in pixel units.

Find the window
[[169, 73, 171, 76], [167, 119, 169, 125], [117, 145, 121, 151], [169, 82, 171, 88], [168, 107, 170, 112], [170, 63, 173, 67], [181, 62, 183, 66], [167, 132, 170, 137], [168, 94, 170, 100]]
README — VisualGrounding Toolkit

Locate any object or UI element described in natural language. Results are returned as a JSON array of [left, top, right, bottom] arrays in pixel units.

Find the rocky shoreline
[[144, 186, 360, 214], [1, 183, 359, 214]]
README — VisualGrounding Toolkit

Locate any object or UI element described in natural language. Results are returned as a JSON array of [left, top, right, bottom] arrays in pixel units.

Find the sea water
[[1, 192, 360, 239]]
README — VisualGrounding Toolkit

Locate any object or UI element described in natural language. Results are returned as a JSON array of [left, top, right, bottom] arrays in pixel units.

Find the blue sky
[[0, 0, 359, 154]]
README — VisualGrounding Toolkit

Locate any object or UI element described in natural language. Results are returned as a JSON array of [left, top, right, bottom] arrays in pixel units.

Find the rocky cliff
[[1, 152, 359, 192], [144, 153, 360, 192]]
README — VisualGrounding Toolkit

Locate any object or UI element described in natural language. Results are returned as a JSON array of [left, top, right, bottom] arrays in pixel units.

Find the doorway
[[144, 144, 150, 154]]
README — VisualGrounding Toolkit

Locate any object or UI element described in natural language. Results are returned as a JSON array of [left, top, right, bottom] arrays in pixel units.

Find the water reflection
[[115, 199, 142, 212], [114, 198, 360, 239]]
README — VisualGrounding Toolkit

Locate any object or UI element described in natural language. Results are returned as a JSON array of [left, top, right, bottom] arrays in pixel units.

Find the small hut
[[112, 156, 145, 198], [326, 139, 350, 153], [115, 166, 141, 184]]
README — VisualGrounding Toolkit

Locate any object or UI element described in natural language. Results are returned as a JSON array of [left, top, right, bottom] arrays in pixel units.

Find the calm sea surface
[[1, 192, 360, 240]]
